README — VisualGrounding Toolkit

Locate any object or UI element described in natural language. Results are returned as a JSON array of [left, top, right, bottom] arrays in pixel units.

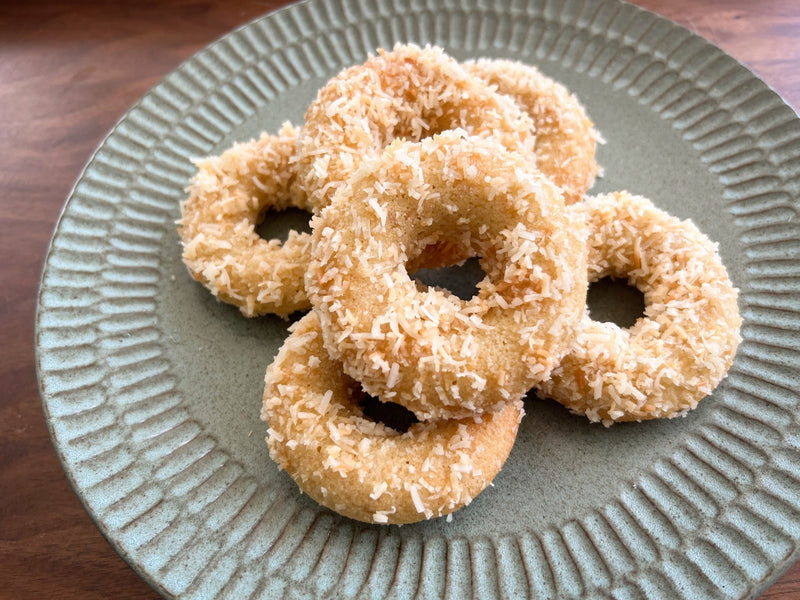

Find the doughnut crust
[[295, 43, 537, 212], [261, 311, 524, 525], [306, 131, 587, 421], [466, 58, 601, 204], [538, 192, 742, 424], [178, 123, 311, 318]]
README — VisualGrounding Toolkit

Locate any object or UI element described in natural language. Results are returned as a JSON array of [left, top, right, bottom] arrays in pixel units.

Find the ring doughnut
[[306, 131, 587, 421], [178, 123, 312, 318], [261, 311, 524, 525], [295, 43, 537, 212], [537, 191, 742, 425], [465, 58, 601, 205]]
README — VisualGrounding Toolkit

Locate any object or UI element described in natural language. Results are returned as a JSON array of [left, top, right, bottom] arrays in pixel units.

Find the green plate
[[36, 0, 800, 598]]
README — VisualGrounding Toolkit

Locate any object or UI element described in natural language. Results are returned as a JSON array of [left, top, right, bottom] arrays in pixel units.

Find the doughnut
[[178, 123, 312, 318], [306, 131, 587, 421], [465, 58, 601, 205], [294, 43, 537, 212], [537, 191, 742, 425], [261, 311, 524, 525]]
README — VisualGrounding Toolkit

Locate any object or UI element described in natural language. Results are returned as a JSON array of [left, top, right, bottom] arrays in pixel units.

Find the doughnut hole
[[255, 206, 313, 243], [358, 393, 419, 434], [586, 276, 646, 329], [412, 256, 485, 301]]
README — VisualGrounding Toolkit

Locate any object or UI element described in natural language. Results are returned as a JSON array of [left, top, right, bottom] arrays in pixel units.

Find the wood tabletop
[[2, 1, 798, 598]]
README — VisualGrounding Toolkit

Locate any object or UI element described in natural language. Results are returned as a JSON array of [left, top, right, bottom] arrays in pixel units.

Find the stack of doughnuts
[[178, 44, 742, 524]]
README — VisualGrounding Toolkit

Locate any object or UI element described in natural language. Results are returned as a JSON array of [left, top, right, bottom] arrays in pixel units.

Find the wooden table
[[2, 1, 798, 598]]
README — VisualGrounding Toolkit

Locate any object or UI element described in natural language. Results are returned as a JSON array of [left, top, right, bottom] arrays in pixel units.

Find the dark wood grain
[[1, 1, 798, 598]]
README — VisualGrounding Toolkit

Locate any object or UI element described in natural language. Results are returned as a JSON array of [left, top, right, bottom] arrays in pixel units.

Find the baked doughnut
[[261, 311, 524, 525], [538, 191, 742, 425], [295, 43, 537, 212], [178, 123, 311, 317], [465, 58, 601, 204], [306, 131, 587, 421]]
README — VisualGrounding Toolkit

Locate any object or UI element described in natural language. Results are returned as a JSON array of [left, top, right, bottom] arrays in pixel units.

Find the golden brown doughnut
[[306, 131, 587, 421], [538, 191, 742, 425], [295, 43, 537, 212], [178, 123, 311, 317], [465, 58, 601, 204], [261, 311, 524, 525]]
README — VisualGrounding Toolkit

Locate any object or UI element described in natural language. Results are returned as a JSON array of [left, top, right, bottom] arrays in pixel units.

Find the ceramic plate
[[36, 0, 800, 598]]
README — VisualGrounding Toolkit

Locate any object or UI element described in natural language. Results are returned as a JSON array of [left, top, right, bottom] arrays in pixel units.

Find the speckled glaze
[[36, 0, 800, 598]]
